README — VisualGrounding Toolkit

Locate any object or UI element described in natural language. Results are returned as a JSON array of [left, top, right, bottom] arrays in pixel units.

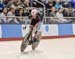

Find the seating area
[[0, 0, 75, 24]]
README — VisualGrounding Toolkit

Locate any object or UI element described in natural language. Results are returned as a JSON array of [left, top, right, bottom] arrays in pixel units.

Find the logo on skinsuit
[[45, 25, 49, 32]]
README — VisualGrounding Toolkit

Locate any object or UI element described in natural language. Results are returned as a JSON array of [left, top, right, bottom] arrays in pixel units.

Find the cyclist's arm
[[28, 15, 32, 19]]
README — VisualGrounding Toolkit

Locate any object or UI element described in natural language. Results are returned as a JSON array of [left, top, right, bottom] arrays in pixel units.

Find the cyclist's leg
[[32, 22, 42, 50], [33, 24, 38, 38], [35, 22, 42, 37]]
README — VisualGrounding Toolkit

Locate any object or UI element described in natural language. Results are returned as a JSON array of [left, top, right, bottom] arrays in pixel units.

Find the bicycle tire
[[20, 33, 29, 52], [32, 32, 41, 50]]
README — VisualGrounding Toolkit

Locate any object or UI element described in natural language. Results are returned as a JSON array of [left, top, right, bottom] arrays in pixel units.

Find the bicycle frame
[[21, 26, 41, 52]]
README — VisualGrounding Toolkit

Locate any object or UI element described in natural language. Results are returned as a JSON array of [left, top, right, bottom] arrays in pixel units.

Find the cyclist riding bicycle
[[20, 8, 43, 52], [28, 8, 43, 43]]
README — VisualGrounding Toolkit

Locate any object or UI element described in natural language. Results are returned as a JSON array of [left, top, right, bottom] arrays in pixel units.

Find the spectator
[[62, 1, 72, 17], [63, 9, 69, 17], [16, 0, 24, 8], [22, 0, 31, 8], [46, 1, 53, 16], [2, 0, 9, 7], [7, 0, 19, 8], [0, 7, 8, 23], [62, 1, 70, 8], [46, 1, 53, 9], [32, 0, 43, 7], [68, 8, 73, 17], [50, 7, 56, 17], [56, 8, 72, 23], [71, 0, 75, 9], [0, 1, 3, 13], [7, 6, 19, 24], [21, 0, 32, 7], [16, 8, 25, 24], [54, 0, 63, 10], [49, 7, 57, 23], [21, 0, 32, 16]]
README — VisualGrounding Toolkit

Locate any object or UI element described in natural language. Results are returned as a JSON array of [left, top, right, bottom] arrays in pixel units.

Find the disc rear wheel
[[32, 32, 41, 50]]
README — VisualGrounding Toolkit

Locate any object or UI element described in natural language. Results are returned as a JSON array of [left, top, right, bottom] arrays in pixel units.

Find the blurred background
[[0, 0, 75, 24]]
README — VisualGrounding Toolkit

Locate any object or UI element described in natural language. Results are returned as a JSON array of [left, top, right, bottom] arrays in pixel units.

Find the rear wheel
[[32, 32, 41, 50]]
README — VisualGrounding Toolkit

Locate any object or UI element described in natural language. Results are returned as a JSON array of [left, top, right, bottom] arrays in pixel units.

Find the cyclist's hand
[[23, 26, 26, 29]]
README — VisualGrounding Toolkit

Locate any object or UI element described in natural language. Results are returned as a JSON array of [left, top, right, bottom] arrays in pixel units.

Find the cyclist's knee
[[30, 25, 33, 31]]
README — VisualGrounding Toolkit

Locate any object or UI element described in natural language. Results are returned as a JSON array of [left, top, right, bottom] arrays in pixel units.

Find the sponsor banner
[[58, 24, 73, 35], [73, 24, 75, 35], [41, 24, 59, 36], [0, 24, 74, 38], [1, 24, 22, 38], [22, 24, 58, 37], [22, 25, 30, 37], [0, 25, 2, 38]]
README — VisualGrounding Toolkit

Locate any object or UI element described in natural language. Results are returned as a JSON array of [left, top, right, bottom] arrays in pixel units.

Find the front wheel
[[20, 33, 29, 52]]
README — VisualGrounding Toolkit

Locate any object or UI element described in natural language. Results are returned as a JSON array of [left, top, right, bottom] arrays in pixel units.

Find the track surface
[[0, 38, 75, 59]]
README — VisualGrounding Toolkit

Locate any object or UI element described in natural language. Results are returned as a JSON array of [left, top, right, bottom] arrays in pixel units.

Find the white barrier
[[0, 25, 2, 38]]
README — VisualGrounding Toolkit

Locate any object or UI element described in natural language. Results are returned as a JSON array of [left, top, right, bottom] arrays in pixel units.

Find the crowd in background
[[0, 0, 75, 24]]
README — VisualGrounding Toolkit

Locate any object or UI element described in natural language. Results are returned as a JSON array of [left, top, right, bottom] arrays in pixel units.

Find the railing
[[0, 16, 30, 24], [0, 16, 75, 24], [44, 17, 75, 24]]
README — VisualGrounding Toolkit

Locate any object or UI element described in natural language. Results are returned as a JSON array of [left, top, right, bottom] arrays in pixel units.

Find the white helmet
[[31, 9, 38, 16]]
